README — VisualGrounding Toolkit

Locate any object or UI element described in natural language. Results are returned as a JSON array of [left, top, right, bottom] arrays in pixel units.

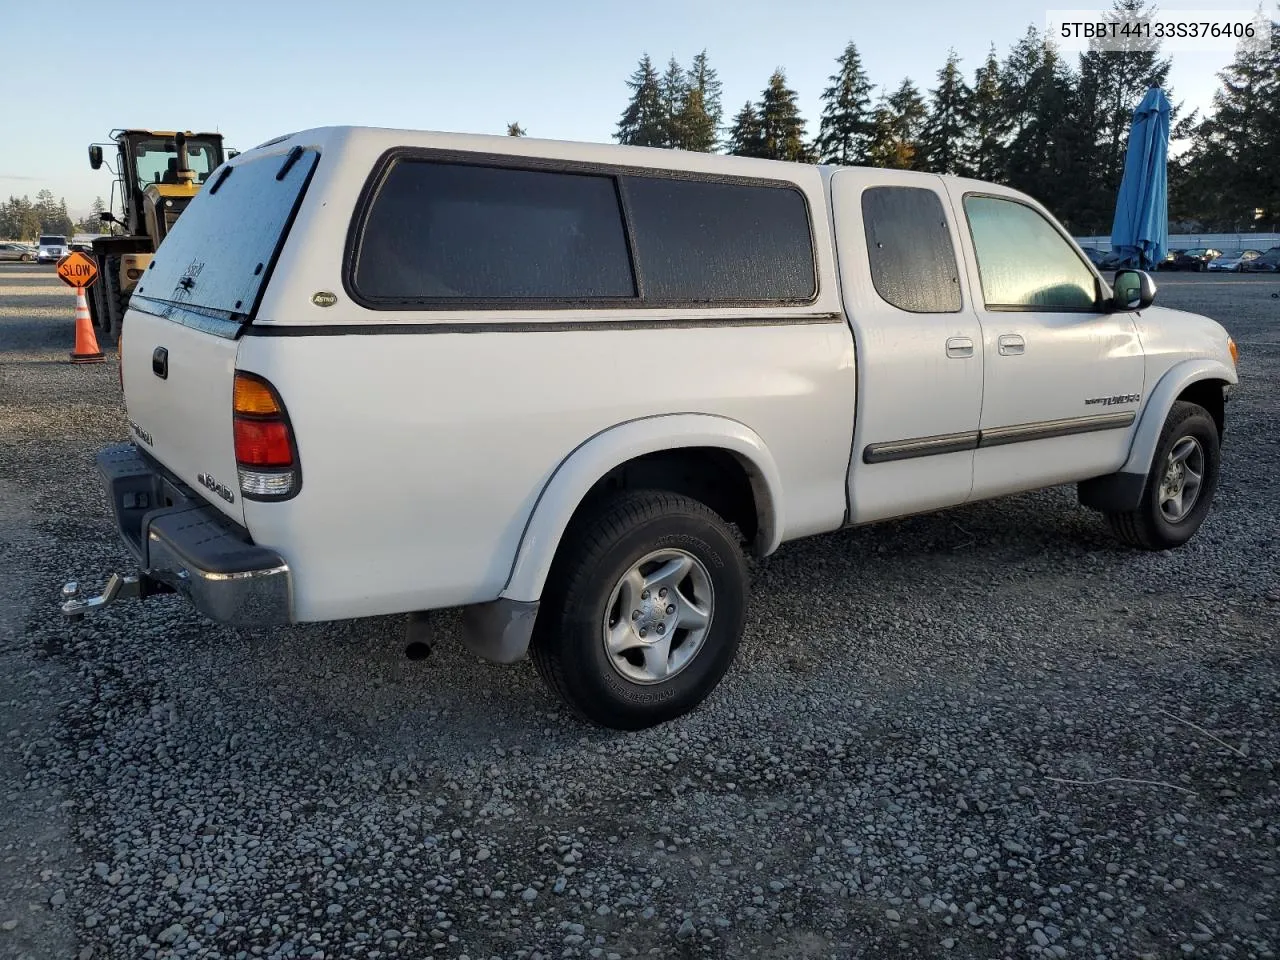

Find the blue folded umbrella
[[1110, 86, 1172, 271]]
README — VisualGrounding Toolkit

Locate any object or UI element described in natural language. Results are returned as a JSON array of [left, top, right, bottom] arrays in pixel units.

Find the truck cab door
[[947, 188, 1145, 499], [830, 169, 985, 523]]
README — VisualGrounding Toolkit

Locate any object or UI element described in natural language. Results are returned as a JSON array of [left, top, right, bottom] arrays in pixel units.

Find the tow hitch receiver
[[61, 573, 171, 621]]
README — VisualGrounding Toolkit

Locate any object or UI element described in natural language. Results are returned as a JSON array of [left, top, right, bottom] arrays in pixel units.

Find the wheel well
[[575, 447, 763, 550], [1177, 379, 1225, 439]]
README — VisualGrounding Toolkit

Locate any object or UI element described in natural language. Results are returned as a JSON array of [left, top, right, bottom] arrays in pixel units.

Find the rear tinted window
[[134, 147, 319, 327], [40, 236, 65, 245], [353, 161, 635, 303], [861, 186, 961, 313], [622, 176, 815, 302]]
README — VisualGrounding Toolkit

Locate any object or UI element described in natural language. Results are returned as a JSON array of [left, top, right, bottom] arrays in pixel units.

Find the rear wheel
[[530, 491, 748, 730], [1106, 401, 1220, 550]]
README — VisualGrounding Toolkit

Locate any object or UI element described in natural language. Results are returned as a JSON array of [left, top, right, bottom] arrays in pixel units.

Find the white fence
[[1075, 234, 1280, 253]]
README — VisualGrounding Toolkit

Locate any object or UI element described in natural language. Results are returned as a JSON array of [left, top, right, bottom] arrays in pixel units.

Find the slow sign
[[56, 251, 99, 289]]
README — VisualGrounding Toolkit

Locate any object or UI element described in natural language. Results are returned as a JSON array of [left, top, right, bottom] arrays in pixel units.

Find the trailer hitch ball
[[61, 582, 84, 622]]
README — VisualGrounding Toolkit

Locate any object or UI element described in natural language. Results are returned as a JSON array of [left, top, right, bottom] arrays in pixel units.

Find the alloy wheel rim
[[601, 548, 714, 685], [1159, 436, 1205, 523]]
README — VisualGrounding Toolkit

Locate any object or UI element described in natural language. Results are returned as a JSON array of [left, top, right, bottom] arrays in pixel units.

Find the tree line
[[608, 0, 1279, 234], [0, 192, 106, 241]]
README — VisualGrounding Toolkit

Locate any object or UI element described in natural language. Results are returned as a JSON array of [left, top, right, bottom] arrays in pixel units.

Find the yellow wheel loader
[[86, 130, 232, 340]]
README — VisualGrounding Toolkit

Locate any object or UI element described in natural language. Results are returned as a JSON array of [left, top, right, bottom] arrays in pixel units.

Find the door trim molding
[[977, 411, 1136, 447], [862, 411, 1136, 464], [863, 431, 980, 464]]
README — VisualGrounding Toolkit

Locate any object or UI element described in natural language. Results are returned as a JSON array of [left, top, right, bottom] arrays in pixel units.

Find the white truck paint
[[65, 126, 1240, 729]]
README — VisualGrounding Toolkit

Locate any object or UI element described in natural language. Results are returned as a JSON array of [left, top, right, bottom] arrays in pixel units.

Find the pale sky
[[0, 0, 1257, 218]]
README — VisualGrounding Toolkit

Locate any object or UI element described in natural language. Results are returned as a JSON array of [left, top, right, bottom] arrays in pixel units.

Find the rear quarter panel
[[239, 133, 856, 622]]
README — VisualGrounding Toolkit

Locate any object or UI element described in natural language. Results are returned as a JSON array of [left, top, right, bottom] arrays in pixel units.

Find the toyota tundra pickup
[[61, 126, 1240, 729]]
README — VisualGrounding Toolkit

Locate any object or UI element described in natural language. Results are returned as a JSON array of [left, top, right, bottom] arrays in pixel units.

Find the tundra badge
[[198, 472, 236, 504]]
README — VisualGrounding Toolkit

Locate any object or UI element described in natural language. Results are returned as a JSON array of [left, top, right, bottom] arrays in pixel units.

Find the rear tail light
[[233, 371, 301, 500]]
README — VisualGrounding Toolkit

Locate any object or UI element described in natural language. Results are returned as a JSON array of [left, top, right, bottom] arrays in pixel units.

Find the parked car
[[1158, 248, 1223, 272], [1207, 249, 1264, 272], [0, 242, 34, 262], [35, 235, 69, 264], [1241, 246, 1280, 272], [60, 126, 1240, 729]]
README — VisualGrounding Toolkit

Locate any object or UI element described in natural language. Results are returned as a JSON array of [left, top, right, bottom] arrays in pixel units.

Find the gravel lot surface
[[1, 264, 1277, 960]]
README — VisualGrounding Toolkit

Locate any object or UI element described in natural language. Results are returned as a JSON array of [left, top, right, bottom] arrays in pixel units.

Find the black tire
[[1106, 401, 1220, 550], [530, 490, 748, 730], [19, 253, 31, 263], [98, 255, 128, 344]]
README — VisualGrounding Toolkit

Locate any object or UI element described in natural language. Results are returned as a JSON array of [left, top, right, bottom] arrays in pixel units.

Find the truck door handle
[[152, 347, 168, 379], [945, 337, 974, 358], [998, 334, 1025, 356]]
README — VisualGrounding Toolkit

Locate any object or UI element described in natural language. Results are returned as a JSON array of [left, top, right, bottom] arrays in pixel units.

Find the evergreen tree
[[32, 189, 73, 236], [919, 50, 973, 175], [968, 47, 1008, 181], [684, 50, 723, 148], [506, 122, 526, 137], [1003, 38, 1094, 229], [1000, 26, 1047, 146], [726, 101, 766, 157], [865, 79, 927, 169], [660, 57, 688, 148], [1175, 16, 1280, 227], [677, 86, 718, 152], [815, 41, 874, 165], [616, 55, 666, 147], [757, 69, 812, 162], [76, 198, 108, 233], [0, 196, 41, 241]]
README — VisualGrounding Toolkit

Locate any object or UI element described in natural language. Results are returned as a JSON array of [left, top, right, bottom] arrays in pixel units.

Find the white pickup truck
[[62, 126, 1240, 729]]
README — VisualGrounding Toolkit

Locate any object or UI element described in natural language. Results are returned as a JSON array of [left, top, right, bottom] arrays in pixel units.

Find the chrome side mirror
[[1113, 269, 1156, 310]]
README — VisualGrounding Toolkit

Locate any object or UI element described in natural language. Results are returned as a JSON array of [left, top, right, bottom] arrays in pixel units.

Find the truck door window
[[963, 195, 1099, 311], [861, 186, 961, 313], [621, 176, 816, 303], [353, 161, 635, 304]]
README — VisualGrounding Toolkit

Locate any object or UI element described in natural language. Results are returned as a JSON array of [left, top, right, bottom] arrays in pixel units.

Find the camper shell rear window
[[131, 147, 319, 337]]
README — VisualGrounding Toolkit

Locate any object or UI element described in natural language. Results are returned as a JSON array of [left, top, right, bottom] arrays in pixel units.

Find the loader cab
[[90, 129, 226, 242], [85, 129, 227, 340]]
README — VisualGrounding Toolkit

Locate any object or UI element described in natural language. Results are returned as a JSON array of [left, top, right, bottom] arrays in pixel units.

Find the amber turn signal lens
[[234, 374, 282, 415], [1227, 337, 1239, 366]]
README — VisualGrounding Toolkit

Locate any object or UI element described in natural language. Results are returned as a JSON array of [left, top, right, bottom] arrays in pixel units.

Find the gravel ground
[[1, 263, 1277, 960]]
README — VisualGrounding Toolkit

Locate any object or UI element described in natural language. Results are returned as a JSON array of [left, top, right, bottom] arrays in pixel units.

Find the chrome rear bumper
[[61, 444, 293, 626]]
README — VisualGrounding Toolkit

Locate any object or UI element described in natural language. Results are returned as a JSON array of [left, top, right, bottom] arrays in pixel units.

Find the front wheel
[[20, 253, 32, 262], [1106, 401, 1220, 550], [530, 491, 748, 730]]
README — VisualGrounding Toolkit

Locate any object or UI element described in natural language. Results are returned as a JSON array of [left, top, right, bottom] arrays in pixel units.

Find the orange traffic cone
[[70, 287, 105, 364]]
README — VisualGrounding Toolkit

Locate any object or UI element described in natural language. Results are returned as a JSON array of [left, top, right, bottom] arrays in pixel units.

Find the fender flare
[[1121, 358, 1237, 476], [499, 414, 786, 604]]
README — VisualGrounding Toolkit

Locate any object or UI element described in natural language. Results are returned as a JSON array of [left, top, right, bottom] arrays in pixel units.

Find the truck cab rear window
[[352, 162, 636, 303]]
